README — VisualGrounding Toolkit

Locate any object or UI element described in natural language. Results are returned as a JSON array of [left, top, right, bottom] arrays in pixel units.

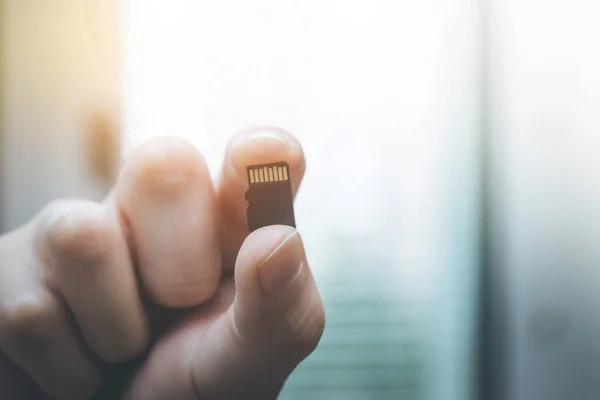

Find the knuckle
[[0, 293, 58, 339], [99, 332, 149, 364], [46, 202, 111, 260], [39, 198, 84, 224], [125, 137, 209, 199], [146, 260, 222, 308]]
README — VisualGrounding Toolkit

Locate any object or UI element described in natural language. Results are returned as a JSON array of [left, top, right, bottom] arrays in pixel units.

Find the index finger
[[216, 127, 305, 269]]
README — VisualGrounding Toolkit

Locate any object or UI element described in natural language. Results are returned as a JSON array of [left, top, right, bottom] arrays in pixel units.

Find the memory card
[[245, 162, 296, 232]]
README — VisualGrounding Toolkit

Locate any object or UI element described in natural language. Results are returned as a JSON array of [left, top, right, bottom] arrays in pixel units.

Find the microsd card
[[245, 162, 296, 232]]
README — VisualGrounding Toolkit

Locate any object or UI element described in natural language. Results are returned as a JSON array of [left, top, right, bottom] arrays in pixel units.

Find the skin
[[0, 128, 325, 400]]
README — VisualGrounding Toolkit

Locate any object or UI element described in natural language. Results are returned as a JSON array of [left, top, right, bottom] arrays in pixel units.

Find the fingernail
[[257, 230, 304, 297], [227, 127, 299, 175], [229, 126, 291, 150]]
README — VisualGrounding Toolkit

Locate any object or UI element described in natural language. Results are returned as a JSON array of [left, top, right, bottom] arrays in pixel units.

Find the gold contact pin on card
[[248, 163, 292, 184]]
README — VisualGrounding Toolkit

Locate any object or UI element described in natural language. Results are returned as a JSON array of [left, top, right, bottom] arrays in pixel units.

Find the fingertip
[[228, 126, 303, 160], [223, 126, 305, 189], [218, 128, 306, 270]]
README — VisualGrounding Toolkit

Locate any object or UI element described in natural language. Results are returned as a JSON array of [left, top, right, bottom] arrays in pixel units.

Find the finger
[[217, 127, 306, 269], [116, 137, 221, 308], [0, 212, 101, 400], [45, 199, 149, 363], [0, 292, 100, 400], [120, 226, 325, 400], [119, 281, 237, 400]]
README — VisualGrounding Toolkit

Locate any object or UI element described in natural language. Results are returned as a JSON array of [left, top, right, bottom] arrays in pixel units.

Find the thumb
[[196, 225, 325, 399], [233, 225, 325, 360]]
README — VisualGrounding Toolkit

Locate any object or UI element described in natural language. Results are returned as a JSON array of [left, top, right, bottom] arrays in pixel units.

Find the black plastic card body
[[245, 162, 296, 232]]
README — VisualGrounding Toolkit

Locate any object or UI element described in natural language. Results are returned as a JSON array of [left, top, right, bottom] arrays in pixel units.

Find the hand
[[0, 128, 326, 400]]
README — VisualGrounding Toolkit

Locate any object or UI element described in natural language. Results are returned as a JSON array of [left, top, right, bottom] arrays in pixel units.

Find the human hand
[[0, 128, 325, 400]]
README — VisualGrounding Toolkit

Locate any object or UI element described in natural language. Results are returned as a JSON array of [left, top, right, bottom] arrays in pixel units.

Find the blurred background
[[1, 1, 599, 399]]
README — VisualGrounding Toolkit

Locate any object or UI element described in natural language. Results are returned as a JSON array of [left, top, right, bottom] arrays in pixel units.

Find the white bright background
[[122, 1, 480, 399], [7, 1, 600, 399]]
